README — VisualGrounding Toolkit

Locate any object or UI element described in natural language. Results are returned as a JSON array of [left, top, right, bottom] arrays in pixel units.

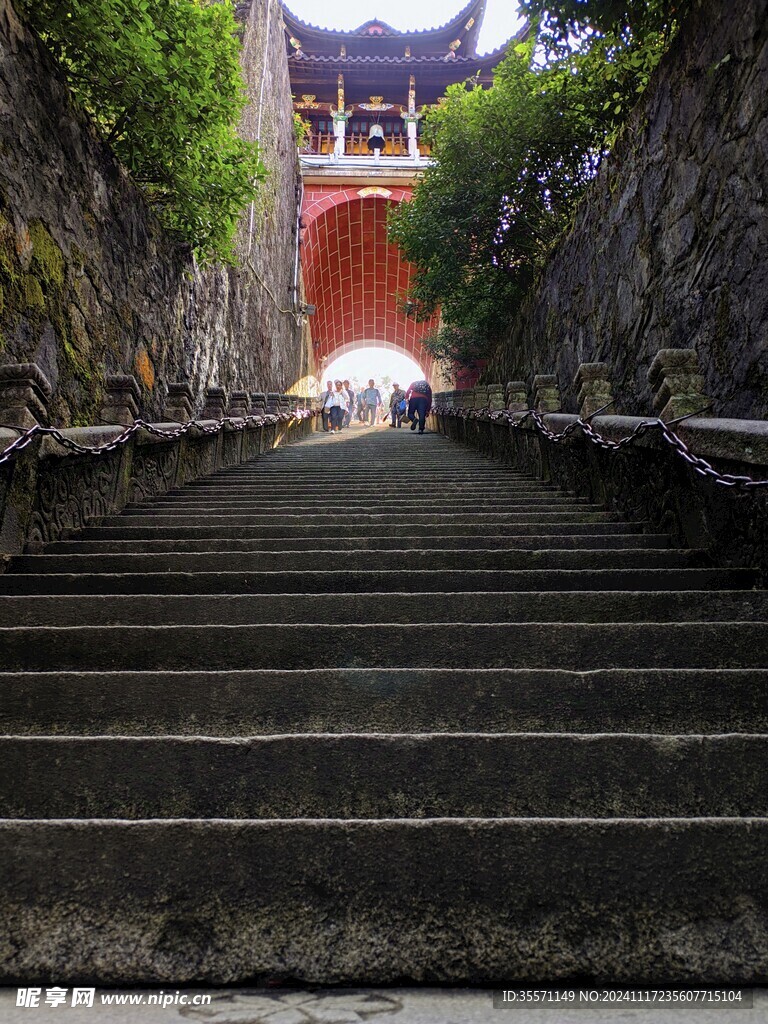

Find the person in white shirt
[[320, 379, 334, 432], [324, 380, 347, 433]]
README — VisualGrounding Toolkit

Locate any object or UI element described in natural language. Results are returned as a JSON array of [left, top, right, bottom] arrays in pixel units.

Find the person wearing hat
[[389, 383, 407, 428]]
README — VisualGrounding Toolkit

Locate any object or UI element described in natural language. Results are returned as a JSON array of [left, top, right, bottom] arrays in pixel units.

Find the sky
[[284, 0, 527, 55], [325, 348, 424, 389]]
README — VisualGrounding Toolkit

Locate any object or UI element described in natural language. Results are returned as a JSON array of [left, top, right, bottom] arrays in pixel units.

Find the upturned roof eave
[[281, 0, 487, 49]]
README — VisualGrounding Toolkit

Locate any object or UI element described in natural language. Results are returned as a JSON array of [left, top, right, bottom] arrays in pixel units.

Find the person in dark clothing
[[389, 383, 406, 428], [343, 379, 355, 428], [406, 379, 432, 434]]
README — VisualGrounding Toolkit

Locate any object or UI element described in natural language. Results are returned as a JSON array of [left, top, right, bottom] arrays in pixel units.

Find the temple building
[[284, 0, 526, 381]]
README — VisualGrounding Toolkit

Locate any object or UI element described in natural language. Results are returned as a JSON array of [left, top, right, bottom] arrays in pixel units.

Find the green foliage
[[293, 110, 311, 148], [18, 0, 265, 264], [518, 0, 682, 39], [389, 0, 686, 367]]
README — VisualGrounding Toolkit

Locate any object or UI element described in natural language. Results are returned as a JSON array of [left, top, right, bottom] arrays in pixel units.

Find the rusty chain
[[434, 406, 768, 491], [0, 410, 313, 468]]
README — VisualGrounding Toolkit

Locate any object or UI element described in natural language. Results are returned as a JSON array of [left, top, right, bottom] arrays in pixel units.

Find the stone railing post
[[227, 390, 250, 419], [648, 349, 710, 421], [506, 381, 528, 413], [0, 363, 52, 428], [201, 385, 227, 421], [575, 363, 614, 419], [487, 384, 506, 412], [532, 374, 560, 413], [266, 393, 281, 415], [163, 383, 194, 423], [99, 374, 141, 426], [250, 392, 267, 417]]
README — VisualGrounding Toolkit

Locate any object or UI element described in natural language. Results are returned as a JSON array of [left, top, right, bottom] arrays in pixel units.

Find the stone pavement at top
[[0, 425, 766, 984], [1, 986, 768, 1023]]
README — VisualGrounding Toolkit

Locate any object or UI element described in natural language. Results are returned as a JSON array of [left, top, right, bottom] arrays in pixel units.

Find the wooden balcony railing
[[302, 131, 431, 158]]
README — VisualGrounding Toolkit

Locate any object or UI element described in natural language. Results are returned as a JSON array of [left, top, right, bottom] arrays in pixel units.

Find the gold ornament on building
[[358, 96, 394, 111]]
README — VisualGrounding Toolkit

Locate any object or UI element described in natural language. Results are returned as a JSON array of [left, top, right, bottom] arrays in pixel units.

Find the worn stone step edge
[[2, 667, 766, 736], [75, 521, 648, 538], [2, 622, 767, 671], [7, 549, 702, 574], [0, 819, 766, 984], [0, 568, 756, 595], [1, 590, 763, 627], [43, 535, 671, 555], [3, 734, 767, 820]]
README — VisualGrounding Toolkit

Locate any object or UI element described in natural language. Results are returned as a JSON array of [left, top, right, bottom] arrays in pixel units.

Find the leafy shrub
[[389, 0, 686, 369], [19, 0, 266, 264]]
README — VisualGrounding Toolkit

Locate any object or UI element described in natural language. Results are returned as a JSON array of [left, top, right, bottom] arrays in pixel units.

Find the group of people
[[321, 377, 433, 434]]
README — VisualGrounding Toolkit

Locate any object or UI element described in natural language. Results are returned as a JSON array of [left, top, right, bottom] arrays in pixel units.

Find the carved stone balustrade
[[0, 362, 52, 428], [201, 386, 227, 420], [228, 391, 250, 419], [532, 375, 560, 413], [575, 363, 614, 419], [163, 383, 194, 423], [99, 374, 141, 426], [648, 348, 710, 421], [506, 381, 528, 413]]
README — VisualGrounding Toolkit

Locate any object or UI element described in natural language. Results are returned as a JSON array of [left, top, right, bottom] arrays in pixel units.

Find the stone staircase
[[0, 427, 767, 984]]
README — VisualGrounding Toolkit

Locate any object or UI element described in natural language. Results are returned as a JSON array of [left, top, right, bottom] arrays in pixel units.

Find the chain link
[[0, 410, 313, 468], [435, 406, 768, 492]]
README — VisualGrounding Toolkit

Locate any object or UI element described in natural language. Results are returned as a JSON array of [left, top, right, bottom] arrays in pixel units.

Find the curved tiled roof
[[289, 53, 482, 65], [282, 0, 486, 42]]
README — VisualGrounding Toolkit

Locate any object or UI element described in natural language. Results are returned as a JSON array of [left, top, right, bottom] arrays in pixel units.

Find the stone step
[[201, 472, 529, 482], [2, 622, 766, 672], [44, 534, 670, 555], [0, 567, 754, 596], [2, 589, 763, 627], [0, 819, 765, 983], [178, 483, 556, 494], [102, 510, 626, 527], [3, 735, 766, 820], [3, 668, 764, 736], [6, 548, 701, 574], [125, 499, 599, 514], [75, 521, 647, 540], [129, 497, 593, 510]]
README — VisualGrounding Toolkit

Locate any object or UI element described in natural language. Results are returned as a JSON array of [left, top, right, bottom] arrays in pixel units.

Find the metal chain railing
[[0, 409, 313, 468], [434, 405, 768, 491]]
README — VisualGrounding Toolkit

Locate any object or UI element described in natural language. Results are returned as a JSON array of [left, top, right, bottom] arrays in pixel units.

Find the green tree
[[389, 0, 685, 371], [19, 0, 265, 264]]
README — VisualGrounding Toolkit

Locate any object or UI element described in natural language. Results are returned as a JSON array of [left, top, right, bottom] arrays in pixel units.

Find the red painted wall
[[301, 185, 437, 379]]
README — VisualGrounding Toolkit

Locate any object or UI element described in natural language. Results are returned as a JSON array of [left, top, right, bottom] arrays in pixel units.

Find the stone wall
[[487, 0, 768, 420], [0, 0, 313, 427]]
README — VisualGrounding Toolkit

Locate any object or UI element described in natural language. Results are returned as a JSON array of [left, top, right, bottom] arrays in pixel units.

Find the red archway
[[301, 185, 436, 380]]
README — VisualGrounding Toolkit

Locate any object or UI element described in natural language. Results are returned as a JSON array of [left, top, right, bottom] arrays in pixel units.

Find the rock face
[[0, 0, 313, 427], [487, 0, 768, 420]]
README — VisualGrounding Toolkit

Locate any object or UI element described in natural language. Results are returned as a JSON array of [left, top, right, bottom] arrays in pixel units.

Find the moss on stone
[[29, 221, 65, 290], [23, 276, 45, 309]]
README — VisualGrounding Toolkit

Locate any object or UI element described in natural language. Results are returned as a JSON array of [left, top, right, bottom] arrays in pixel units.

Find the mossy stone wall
[[0, 0, 313, 427], [487, 0, 768, 420]]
